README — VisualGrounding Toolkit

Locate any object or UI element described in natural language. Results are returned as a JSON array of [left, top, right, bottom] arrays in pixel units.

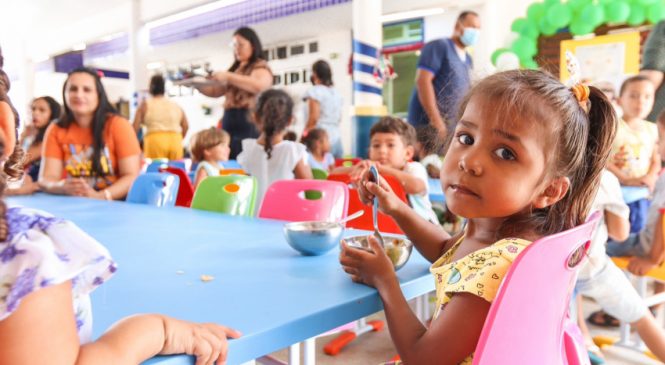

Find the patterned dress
[[0, 206, 116, 343], [386, 236, 530, 365]]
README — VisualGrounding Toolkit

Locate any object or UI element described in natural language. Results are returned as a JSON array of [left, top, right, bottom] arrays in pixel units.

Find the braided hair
[[254, 89, 294, 159]]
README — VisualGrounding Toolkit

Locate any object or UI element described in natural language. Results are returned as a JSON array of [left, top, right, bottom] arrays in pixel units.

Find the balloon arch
[[491, 0, 665, 70]]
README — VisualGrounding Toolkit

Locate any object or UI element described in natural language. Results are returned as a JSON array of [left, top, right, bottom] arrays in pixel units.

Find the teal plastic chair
[[126, 172, 179, 207], [190, 175, 257, 217], [311, 168, 329, 180]]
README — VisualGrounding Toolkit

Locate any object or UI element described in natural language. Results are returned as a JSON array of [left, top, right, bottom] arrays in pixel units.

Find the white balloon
[[495, 52, 520, 71]]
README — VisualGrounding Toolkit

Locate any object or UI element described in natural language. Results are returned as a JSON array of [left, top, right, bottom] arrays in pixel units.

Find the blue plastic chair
[[127, 172, 180, 207], [146, 161, 168, 173], [222, 160, 242, 169]]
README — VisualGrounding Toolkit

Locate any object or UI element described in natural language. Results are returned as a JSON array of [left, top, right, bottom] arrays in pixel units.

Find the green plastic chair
[[311, 168, 329, 180], [190, 175, 257, 217]]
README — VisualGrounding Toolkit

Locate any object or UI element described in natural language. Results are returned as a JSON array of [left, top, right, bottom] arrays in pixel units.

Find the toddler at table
[[302, 127, 334, 172], [332, 116, 438, 223], [339, 70, 625, 364], [237, 89, 311, 206], [190, 127, 231, 189], [607, 75, 659, 233]]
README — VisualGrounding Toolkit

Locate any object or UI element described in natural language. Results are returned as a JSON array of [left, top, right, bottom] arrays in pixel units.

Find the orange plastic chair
[[159, 166, 194, 208], [257, 179, 348, 222], [327, 173, 407, 234]]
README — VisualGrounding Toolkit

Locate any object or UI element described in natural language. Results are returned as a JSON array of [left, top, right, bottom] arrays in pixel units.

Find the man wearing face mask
[[407, 10, 481, 139]]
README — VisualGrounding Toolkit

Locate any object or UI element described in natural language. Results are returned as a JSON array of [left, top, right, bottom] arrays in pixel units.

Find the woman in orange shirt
[[39, 67, 141, 200], [0, 69, 17, 159]]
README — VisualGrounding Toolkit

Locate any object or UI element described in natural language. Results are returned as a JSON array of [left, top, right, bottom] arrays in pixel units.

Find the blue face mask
[[460, 27, 479, 47]]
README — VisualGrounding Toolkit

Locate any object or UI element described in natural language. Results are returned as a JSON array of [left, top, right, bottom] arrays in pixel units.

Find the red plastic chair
[[470, 212, 601, 365], [334, 157, 362, 167], [159, 166, 194, 208], [327, 173, 407, 234], [257, 179, 349, 222]]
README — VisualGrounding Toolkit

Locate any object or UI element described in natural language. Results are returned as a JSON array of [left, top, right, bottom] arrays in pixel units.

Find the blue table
[[429, 178, 445, 204], [7, 195, 434, 365]]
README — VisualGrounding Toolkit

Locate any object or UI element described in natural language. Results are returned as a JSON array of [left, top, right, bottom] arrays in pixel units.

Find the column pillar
[[351, 0, 386, 158]]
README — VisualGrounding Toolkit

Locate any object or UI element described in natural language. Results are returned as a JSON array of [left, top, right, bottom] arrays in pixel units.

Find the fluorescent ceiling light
[[381, 8, 445, 23], [146, 0, 247, 29], [100, 32, 125, 42], [72, 43, 87, 51]]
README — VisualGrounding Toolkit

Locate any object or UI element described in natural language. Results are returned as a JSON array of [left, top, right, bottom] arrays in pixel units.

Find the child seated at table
[[607, 75, 659, 233], [331, 116, 437, 223], [302, 128, 334, 172], [190, 127, 231, 189], [237, 89, 311, 206], [415, 125, 443, 179]]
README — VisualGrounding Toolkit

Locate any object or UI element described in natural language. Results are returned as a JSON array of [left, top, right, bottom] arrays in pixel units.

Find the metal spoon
[[368, 165, 386, 247], [337, 210, 364, 225]]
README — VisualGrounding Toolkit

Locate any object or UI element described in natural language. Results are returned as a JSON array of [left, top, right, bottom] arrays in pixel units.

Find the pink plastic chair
[[472, 211, 601, 365], [258, 179, 349, 222]]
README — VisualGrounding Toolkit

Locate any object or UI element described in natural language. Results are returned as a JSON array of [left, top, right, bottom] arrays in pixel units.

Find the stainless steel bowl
[[283, 221, 345, 256], [344, 234, 413, 271]]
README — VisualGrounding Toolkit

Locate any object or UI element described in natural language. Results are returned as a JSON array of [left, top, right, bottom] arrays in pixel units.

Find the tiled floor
[[266, 298, 664, 364]]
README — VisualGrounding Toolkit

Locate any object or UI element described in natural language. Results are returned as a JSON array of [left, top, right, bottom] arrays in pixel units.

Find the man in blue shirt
[[407, 11, 481, 138]]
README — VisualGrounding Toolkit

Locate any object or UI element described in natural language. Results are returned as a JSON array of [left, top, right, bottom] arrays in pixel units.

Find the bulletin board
[[559, 32, 640, 86]]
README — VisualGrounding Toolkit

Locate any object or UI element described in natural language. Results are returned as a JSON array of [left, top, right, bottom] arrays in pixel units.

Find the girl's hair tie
[[571, 83, 590, 103]]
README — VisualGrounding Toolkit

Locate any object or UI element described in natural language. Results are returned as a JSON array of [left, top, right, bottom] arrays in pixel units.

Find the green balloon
[[527, 2, 546, 21], [512, 37, 538, 61], [540, 16, 560, 35], [545, 0, 561, 5], [570, 18, 595, 35], [647, 2, 665, 23], [491, 48, 510, 66], [520, 19, 541, 39], [568, 0, 591, 12], [627, 3, 646, 25], [511, 18, 529, 33], [581, 3, 606, 26], [521, 59, 540, 69], [547, 3, 572, 27], [638, 0, 657, 5], [605, 0, 631, 23]]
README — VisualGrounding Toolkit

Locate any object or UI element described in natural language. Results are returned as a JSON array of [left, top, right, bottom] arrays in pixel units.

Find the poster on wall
[[560, 32, 640, 88]]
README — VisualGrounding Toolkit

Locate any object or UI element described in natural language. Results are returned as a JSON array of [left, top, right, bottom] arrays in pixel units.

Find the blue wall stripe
[[352, 60, 374, 75], [352, 39, 378, 58], [353, 82, 382, 95]]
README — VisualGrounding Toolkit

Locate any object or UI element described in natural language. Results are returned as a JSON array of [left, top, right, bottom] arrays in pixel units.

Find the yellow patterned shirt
[[428, 236, 531, 365], [610, 118, 657, 179]]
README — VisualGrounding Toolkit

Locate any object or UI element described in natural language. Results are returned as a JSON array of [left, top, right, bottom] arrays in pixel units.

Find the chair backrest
[[126, 172, 180, 207], [146, 161, 168, 173], [219, 169, 247, 176], [472, 212, 601, 365], [190, 175, 257, 217], [327, 173, 407, 234], [159, 166, 194, 208], [311, 168, 329, 180], [334, 157, 361, 167], [258, 179, 349, 222]]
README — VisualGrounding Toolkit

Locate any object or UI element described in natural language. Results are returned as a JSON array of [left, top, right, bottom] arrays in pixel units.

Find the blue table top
[[7, 194, 434, 365], [429, 178, 445, 204]]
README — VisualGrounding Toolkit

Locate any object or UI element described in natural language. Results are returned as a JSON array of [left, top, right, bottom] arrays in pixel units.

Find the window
[[290, 44, 305, 56], [309, 42, 318, 53]]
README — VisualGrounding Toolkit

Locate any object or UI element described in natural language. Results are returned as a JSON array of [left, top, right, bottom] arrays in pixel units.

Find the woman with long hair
[[194, 27, 273, 159], [39, 67, 141, 200]]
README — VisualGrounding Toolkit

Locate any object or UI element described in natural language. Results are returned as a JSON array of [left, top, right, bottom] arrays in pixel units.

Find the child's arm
[[340, 237, 489, 364], [377, 164, 427, 195], [605, 210, 630, 242], [606, 163, 639, 186], [0, 281, 240, 365], [628, 212, 665, 276], [193, 168, 209, 190], [364, 177, 450, 263], [293, 159, 313, 179]]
